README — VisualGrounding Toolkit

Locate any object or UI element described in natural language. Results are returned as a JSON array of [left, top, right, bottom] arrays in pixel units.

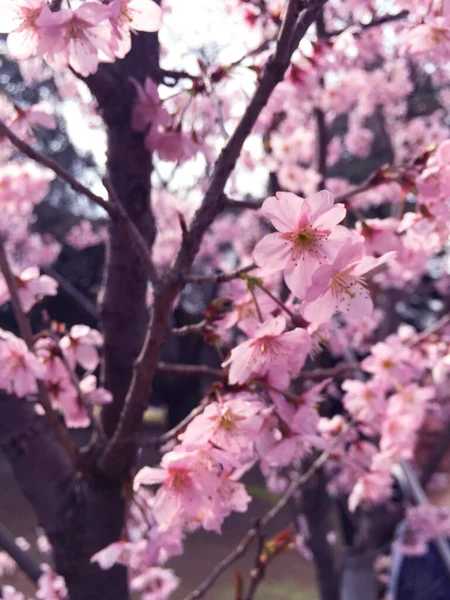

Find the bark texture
[[301, 469, 340, 600], [85, 32, 160, 441], [0, 393, 127, 600]]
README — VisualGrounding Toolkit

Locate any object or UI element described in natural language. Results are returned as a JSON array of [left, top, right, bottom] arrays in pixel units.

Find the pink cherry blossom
[[301, 240, 395, 328], [0, 587, 24, 600], [36, 564, 67, 600], [36, 3, 113, 77], [0, 266, 57, 313], [59, 325, 103, 371], [130, 77, 167, 132], [133, 450, 221, 528], [253, 190, 348, 299], [130, 566, 180, 599], [0, 330, 42, 397], [109, 0, 162, 59], [179, 395, 264, 455], [79, 375, 112, 405], [222, 315, 311, 388], [397, 505, 450, 556], [0, 0, 46, 60]]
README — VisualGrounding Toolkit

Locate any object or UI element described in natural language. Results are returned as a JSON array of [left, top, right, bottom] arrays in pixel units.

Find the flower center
[[219, 410, 236, 432], [296, 228, 316, 247]]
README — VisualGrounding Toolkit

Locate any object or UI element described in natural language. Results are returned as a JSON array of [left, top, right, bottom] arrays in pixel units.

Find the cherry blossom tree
[[1, 1, 450, 599]]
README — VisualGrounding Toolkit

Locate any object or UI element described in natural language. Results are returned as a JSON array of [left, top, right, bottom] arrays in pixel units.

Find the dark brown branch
[[156, 362, 224, 378], [182, 430, 342, 600], [0, 237, 79, 465], [43, 267, 97, 319], [410, 312, 450, 346], [243, 529, 266, 600], [0, 120, 113, 216], [98, 0, 326, 477], [326, 10, 409, 38], [170, 320, 207, 336], [314, 105, 327, 191], [0, 523, 42, 584], [183, 264, 256, 284], [138, 403, 206, 448], [314, 7, 328, 194], [224, 197, 263, 210], [155, 361, 358, 381], [0, 120, 158, 286], [420, 419, 450, 488]]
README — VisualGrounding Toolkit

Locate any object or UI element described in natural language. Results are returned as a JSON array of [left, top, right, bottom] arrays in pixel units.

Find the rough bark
[[85, 32, 160, 441], [0, 393, 127, 600], [301, 469, 340, 600]]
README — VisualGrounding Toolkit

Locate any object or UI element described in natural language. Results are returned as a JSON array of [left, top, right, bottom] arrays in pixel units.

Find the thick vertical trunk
[[0, 32, 161, 600], [0, 393, 128, 600], [301, 469, 340, 600], [85, 32, 160, 440]]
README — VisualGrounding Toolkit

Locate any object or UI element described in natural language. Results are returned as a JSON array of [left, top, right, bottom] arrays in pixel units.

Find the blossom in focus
[[301, 240, 395, 328], [253, 190, 348, 299]]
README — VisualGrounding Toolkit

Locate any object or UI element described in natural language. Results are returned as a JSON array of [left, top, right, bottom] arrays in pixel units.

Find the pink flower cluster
[[0, 324, 110, 428], [0, 0, 161, 76]]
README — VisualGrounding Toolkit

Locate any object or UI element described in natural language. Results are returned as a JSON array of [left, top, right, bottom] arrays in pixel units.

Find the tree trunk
[[301, 469, 340, 600], [85, 31, 160, 441], [0, 393, 128, 600]]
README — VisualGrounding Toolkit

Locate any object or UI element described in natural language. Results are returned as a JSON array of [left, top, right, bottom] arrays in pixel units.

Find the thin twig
[[155, 361, 359, 381], [98, 0, 325, 477], [244, 529, 266, 600], [183, 264, 256, 284], [0, 120, 159, 286], [182, 424, 346, 600], [0, 238, 79, 465], [224, 197, 263, 210], [156, 362, 224, 378], [43, 266, 97, 319], [325, 9, 409, 38], [256, 283, 296, 320], [0, 120, 113, 216], [410, 312, 450, 346], [171, 320, 207, 336], [138, 403, 206, 448], [0, 523, 42, 584]]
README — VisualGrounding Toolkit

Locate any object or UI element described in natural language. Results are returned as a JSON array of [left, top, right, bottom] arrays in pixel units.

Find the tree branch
[[0, 523, 42, 584], [156, 362, 224, 378], [98, 0, 326, 477], [0, 120, 113, 216], [0, 237, 79, 465], [183, 264, 256, 284], [170, 320, 207, 336], [138, 403, 206, 448], [325, 10, 409, 38], [43, 266, 97, 320], [0, 120, 159, 286], [182, 428, 344, 600], [156, 361, 358, 381]]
